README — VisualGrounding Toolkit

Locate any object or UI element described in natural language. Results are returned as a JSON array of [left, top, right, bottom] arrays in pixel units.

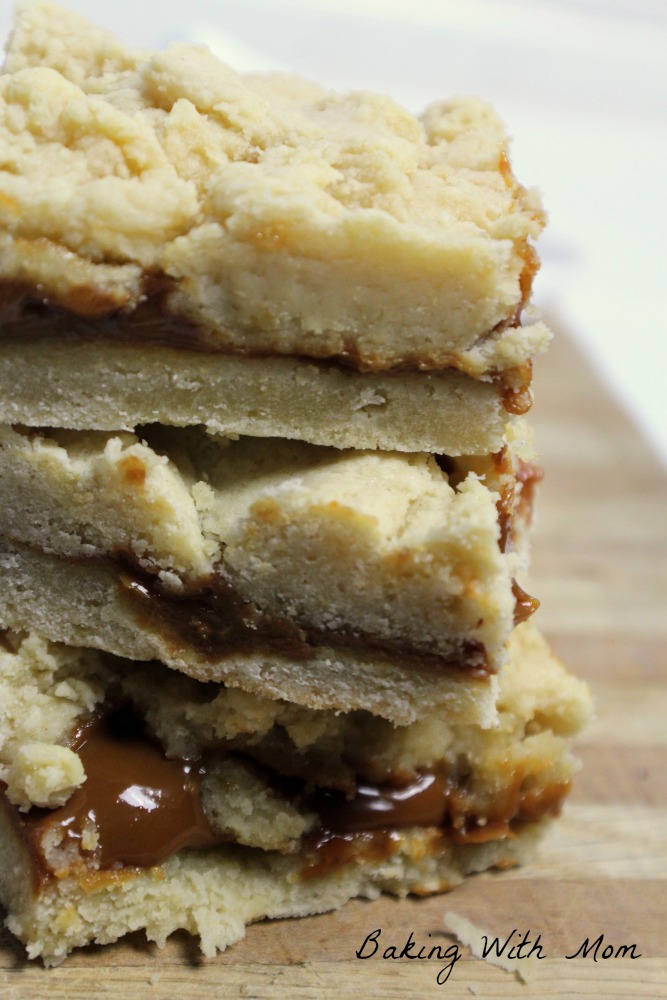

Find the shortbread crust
[[1, 2, 548, 384], [0, 338, 524, 454]]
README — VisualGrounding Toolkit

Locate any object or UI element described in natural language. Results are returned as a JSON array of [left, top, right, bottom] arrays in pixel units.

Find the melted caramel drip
[[512, 580, 540, 626], [495, 451, 543, 556], [301, 829, 404, 880], [516, 459, 544, 527], [501, 361, 534, 415], [497, 482, 515, 553], [119, 568, 313, 662], [518, 241, 540, 304], [492, 445, 515, 555]]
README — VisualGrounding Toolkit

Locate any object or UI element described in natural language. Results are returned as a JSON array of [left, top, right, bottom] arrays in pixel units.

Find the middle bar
[[0, 422, 539, 721]]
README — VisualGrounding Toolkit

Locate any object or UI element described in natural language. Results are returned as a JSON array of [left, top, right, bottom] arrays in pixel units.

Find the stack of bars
[[0, 1, 592, 966]]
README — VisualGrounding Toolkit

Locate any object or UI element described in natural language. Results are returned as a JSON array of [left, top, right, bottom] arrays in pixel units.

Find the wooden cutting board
[[1, 326, 665, 999]]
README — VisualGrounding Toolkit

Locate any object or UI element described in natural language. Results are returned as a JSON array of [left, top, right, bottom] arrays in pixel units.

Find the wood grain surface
[[1, 327, 665, 999]]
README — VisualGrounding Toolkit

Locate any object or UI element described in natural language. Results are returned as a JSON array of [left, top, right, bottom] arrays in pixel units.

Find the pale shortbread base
[[0, 807, 547, 967], [0, 541, 499, 725], [0, 339, 517, 455]]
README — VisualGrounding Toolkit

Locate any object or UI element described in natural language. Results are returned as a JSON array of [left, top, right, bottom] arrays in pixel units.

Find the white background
[[2, 0, 666, 465]]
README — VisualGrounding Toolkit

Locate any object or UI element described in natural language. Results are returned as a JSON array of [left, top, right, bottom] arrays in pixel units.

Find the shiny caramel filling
[[18, 704, 569, 884], [302, 769, 569, 880], [0, 278, 533, 403], [24, 708, 223, 872], [312, 772, 450, 832]]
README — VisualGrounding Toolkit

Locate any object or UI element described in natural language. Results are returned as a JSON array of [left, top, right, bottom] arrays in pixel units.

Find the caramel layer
[[312, 772, 449, 833], [0, 277, 212, 350], [302, 774, 570, 879], [18, 703, 570, 884], [310, 765, 567, 841], [119, 561, 490, 677]]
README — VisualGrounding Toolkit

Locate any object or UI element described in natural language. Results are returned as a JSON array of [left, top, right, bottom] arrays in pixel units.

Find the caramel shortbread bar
[[0, 625, 592, 965], [0, 538, 498, 725], [0, 423, 540, 711], [0, 2, 550, 453]]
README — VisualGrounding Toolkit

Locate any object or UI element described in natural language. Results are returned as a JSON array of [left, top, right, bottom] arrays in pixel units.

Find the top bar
[[1, 2, 548, 393]]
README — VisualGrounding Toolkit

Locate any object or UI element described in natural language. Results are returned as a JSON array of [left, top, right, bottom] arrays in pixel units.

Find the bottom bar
[[0, 623, 592, 966]]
